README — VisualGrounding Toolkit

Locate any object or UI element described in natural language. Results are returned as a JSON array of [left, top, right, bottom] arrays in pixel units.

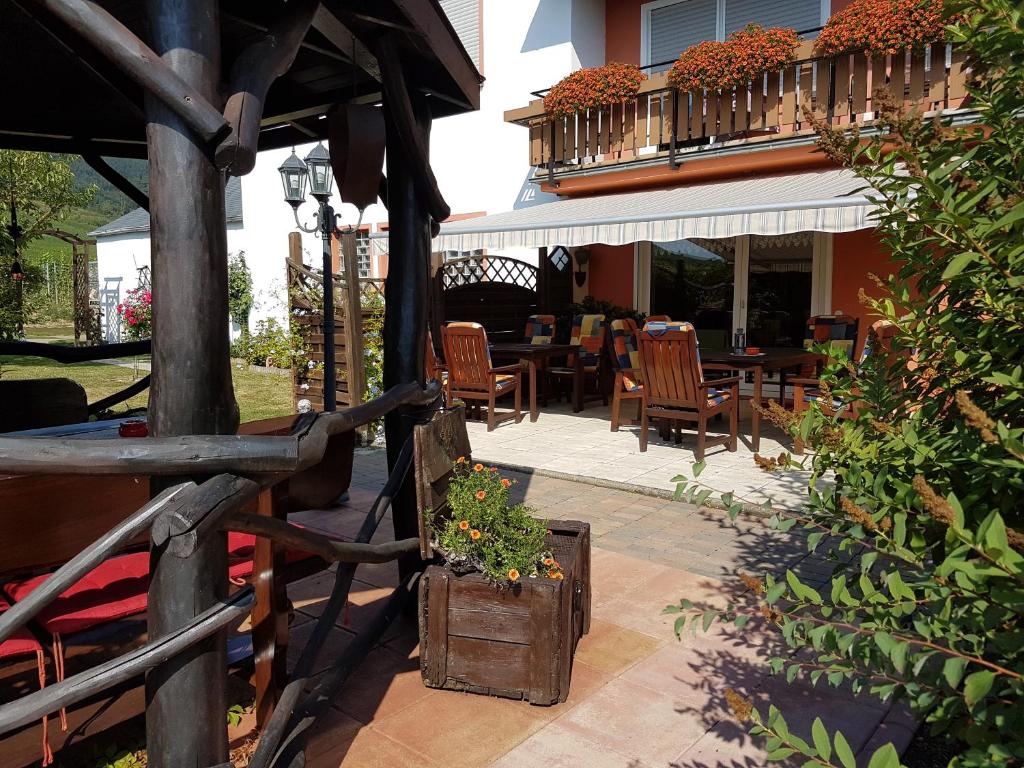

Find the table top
[[699, 347, 819, 367], [489, 342, 577, 358], [4, 417, 132, 439]]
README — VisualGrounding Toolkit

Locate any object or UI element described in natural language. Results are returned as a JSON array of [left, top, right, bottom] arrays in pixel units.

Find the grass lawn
[[0, 355, 294, 423]]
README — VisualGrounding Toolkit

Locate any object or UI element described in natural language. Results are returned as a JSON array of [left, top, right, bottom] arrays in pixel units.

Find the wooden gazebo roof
[[0, 0, 481, 159]]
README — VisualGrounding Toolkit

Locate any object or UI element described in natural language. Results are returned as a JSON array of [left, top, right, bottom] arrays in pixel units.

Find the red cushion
[[3, 553, 149, 637], [227, 531, 319, 582], [0, 597, 43, 660]]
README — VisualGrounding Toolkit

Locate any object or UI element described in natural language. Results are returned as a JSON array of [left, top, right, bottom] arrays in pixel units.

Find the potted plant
[[668, 24, 800, 93], [544, 61, 647, 119], [814, 0, 950, 56]]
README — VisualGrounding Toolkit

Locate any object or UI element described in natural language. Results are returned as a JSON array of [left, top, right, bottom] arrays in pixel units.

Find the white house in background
[[91, 0, 605, 341]]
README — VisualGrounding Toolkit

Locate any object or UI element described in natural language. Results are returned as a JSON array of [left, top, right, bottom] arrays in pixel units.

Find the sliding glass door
[[650, 238, 735, 350]]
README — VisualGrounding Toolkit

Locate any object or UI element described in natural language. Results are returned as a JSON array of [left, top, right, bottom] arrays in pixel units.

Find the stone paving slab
[[286, 450, 905, 768]]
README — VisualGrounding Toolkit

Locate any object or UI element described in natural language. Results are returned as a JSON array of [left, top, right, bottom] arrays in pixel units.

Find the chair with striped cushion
[[800, 314, 860, 376], [609, 318, 644, 431], [635, 324, 739, 459], [442, 322, 522, 431], [523, 314, 555, 345], [548, 314, 607, 409], [644, 314, 671, 324]]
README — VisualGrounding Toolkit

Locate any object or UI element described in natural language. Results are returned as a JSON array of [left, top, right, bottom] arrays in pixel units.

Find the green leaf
[[766, 747, 796, 761], [942, 657, 967, 689], [765, 581, 787, 605], [834, 731, 856, 768], [866, 743, 901, 768], [811, 717, 831, 761], [963, 670, 995, 707], [692, 459, 707, 478]]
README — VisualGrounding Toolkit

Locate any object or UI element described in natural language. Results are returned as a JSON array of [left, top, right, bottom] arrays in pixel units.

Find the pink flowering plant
[[117, 287, 152, 340]]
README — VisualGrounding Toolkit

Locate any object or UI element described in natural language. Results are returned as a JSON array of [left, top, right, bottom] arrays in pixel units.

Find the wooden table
[[699, 348, 820, 451], [489, 343, 582, 421]]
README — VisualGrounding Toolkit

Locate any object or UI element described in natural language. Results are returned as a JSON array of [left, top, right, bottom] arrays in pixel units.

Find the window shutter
[[648, 0, 718, 71], [724, 0, 822, 37], [439, 0, 481, 70]]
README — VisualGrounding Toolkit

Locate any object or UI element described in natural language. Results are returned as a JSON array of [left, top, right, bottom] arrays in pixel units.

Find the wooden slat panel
[[815, 59, 830, 118], [661, 93, 674, 144], [908, 50, 926, 108], [446, 636, 531, 691], [586, 109, 599, 157], [448, 579, 533, 614], [749, 77, 764, 130], [649, 95, 663, 146], [529, 122, 543, 165], [575, 111, 586, 160], [689, 91, 703, 137], [448, 607, 531, 644], [674, 88, 687, 139], [528, 582, 557, 704], [948, 48, 967, 100], [734, 85, 748, 132], [889, 50, 906, 103], [423, 568, 449, 686], [599, 108, 611, 154], [851, 53, 868, 116], [719, 89, 733, 134], [623, 98, 636, 150], [871, 55, 887, 113], [799, 61, 813, 122], [540, 121, 551, 166], [781, 65, 796, 126], [705, 91, 718, 136], [553, 117, 564, 162], [564, 113, 576, 159], [764, 73, 779, 127], [610, 102, 623, 155], [929, 42, 948, 109], [834, 55, 850, 118], [636, 93, 649, 149]]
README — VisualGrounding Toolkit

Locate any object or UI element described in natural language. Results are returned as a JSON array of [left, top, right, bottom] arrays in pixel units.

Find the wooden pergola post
[[382, 92, 433, 581], [143, 0, 233, 765]]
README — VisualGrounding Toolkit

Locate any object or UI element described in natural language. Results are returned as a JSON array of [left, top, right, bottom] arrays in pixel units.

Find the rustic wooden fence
[[287, 236, 385, 412], [513, 41, 970, 171], [0, 381, 441, 767]]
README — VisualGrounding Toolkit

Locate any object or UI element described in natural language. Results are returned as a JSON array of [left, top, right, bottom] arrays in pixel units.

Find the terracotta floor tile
[[589, 549, 676, 606], [558, 677, 710, 766], [489, 721, 651, 768], [290, 570, 342, 618], [572, 618, 665, 676], [287, 621, 356, 676], [332, 647, 432, 725], [561, 660, 613, 706], [673, 720, 767, 768], [373, 689, 554, 768], [303, 707, 440, 768]]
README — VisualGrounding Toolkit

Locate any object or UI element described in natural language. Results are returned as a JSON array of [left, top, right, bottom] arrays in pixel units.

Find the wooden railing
[[507, 42, 971, 173]]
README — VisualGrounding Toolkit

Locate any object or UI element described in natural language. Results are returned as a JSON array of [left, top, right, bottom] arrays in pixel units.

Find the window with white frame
[[642, 0, 827, 71], [356, 230, 372, 278]]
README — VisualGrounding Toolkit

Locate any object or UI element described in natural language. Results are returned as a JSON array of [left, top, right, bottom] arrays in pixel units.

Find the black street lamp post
[[7, 162, 26, 338], [278, 142, 357, 412]]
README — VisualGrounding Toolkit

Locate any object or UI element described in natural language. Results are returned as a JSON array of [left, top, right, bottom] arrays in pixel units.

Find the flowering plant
[[117, 287, 152, 340], [668, 24, 799, 92], [430, 459, 563, 585], [815, 0, 950, 56], [544, 62, 646, 119]]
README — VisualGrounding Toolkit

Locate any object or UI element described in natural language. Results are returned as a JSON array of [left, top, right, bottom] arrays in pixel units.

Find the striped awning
[[433, 168, 877, 251]]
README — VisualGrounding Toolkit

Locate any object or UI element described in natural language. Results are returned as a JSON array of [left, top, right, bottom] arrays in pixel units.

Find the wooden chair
[[635, 324, 739, 459], [549, 313, 607, 409], [608, 318, 644, 431], [425, 327, 448, 401], [792, 320, 899, 453], [441, 322, 522, 431], [644, 314, 671, 324], [523, 314, 555, 345], [798, 314, 860, 379]]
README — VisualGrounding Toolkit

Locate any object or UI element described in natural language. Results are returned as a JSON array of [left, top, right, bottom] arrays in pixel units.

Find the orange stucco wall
[[831, 229, 897, 354], [587, 243, 635, 309]]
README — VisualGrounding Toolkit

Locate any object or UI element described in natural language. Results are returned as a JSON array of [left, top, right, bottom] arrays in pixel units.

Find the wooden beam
[[28, 0, 229, 147], [377, 34, 450, 224], [216, 0, 320, 174], [312, 5, 381, 81], [81, 153, 149, 211], [0, 130, 148, 158]]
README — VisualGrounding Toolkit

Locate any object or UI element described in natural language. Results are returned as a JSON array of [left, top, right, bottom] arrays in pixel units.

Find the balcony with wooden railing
[[505, 41, 972, 178]]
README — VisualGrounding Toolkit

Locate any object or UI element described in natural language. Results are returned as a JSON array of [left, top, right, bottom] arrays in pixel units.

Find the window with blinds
[[644, 0, 825, 68], [439, 0, 481, 70]]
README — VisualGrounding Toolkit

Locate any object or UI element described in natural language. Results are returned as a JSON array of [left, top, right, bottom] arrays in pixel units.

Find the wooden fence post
[[341, 232, 364, 407]]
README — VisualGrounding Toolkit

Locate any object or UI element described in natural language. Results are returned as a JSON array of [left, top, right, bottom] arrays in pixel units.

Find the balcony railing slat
[[524, 43, 968, 172]]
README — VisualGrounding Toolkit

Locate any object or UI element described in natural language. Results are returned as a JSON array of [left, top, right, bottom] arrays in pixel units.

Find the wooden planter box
[[418, 521, 591, 704]]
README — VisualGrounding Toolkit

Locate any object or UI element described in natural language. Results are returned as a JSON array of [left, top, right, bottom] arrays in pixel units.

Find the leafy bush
[[227, 252, 254, 335], [667, 2, 1024, 765], [116, 287, 152, 340], [544, 62, 647, 119], [231, 318, 306, 369], [429, 461, 562, 585]]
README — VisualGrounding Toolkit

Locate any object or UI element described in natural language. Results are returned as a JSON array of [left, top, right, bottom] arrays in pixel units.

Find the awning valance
[[433, 168, 876, 251]]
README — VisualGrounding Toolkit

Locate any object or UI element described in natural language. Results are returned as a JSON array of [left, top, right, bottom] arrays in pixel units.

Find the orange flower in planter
[[456, 456, 466, 464], [508, 568, 520, 582], [470, 529, 481, 540], [543, 557, 554, 566], [815, 0, 953, 57], [473, 463, 484, 472], [545, 62, 647, 118], [475, 490, 487, 501], [458, 520, 470, 531], [501, 478, 512, 488], [550, 571, 564, 581], [668, 25, 799, 93]]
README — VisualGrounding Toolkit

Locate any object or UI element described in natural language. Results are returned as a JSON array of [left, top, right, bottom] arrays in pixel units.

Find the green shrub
[[666, 2, 1024, 765], [232, 318, 306, 369]]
